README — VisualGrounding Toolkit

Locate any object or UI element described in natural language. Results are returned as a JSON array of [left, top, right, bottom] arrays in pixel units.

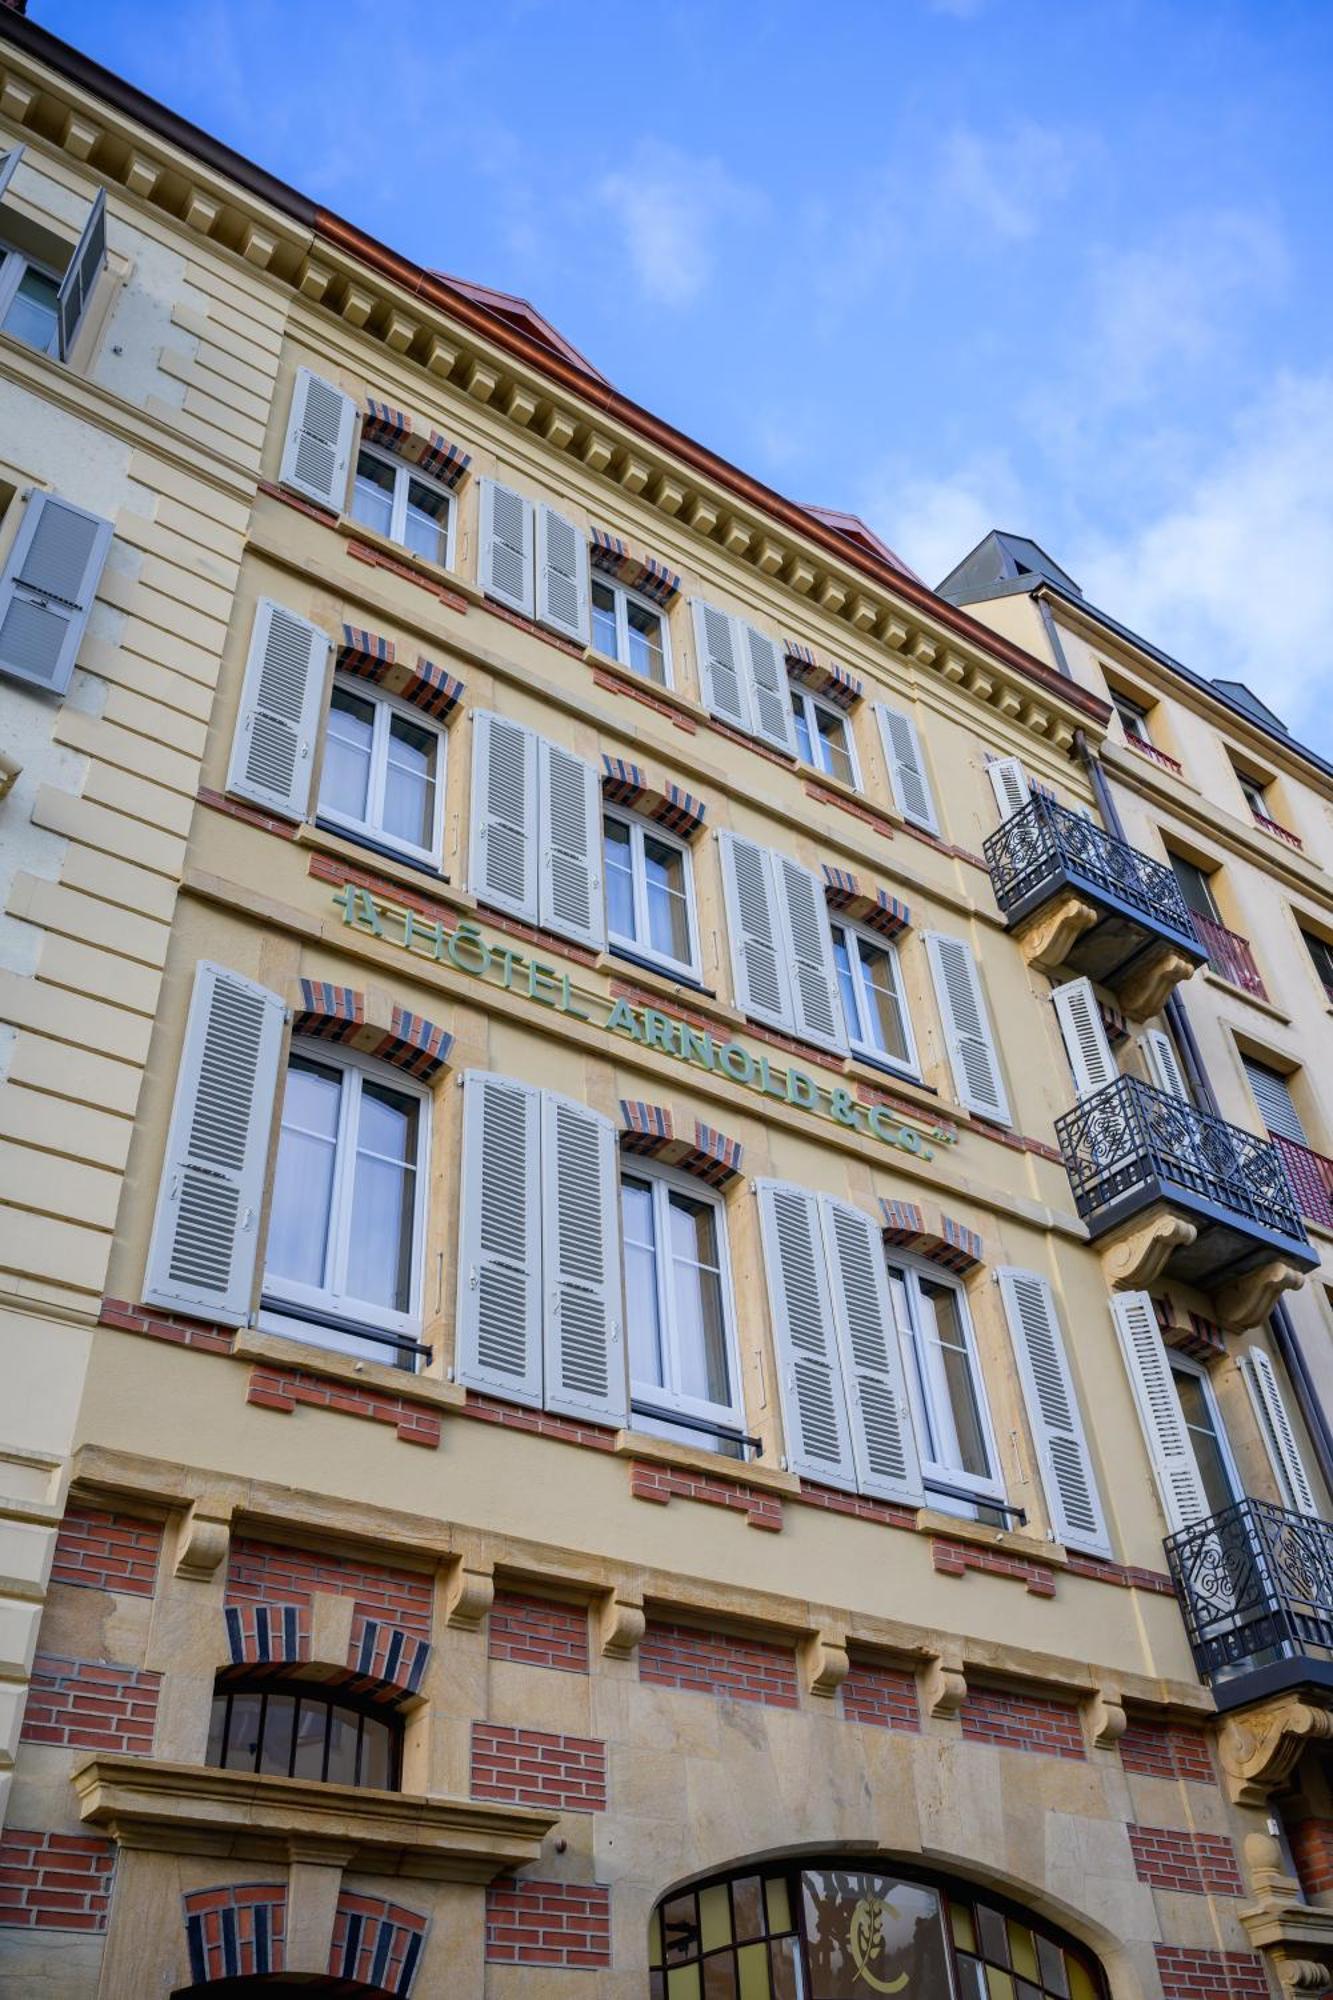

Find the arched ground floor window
[[650, 1857, 1107, 1998]]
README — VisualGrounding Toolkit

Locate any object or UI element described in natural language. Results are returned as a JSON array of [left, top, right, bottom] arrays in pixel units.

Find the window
[[1170, 1355, 1242, 1519], [1111, 690, 1153, 746], [621, 1164, 743, 1454], [0, 171, 105, 366], [350, 442, 455, 570], [0, 241, 58, 353], [1241, 1054, 1308, 1147], [1167, 852, 1221, 925], [1236, 768, 1271, 821], [591, 574, 670, 684], [603, 807, 699, 978], [261, 1043, 428, 1365], [831, 919, 917, 1075], [208, 1676, 401, 1790], [888, 1261, 1003, 1515], [317, 677, 446, 867], [1301, 928, 1333, 1005], [790, 681, 858, 788]]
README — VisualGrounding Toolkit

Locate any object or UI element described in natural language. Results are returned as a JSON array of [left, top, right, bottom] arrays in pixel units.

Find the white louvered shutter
[[0, 491, 112, 695], [469, 711, 539, 922], [691, 600, 751, 733], [226, 598, 329, 821], [1111, 1291, 1209, 1533], [1052, 978, 1119, 1098], [774, 854, 846, 1053], [535, 504, 590, 644], [987, 755, 1030, 822], [1142, 1028, 1192, 1102], [875, 703, 938, 832], [820, 1198, 923, 1504], [278, 367, 357, 511], [998, 1269, 1111, 1555], [1242, 1056, 1308, 1146], [925, 932, 1011, 1124], [143, 963, 285, 1324], [756, 1182, 856, 1490], [455, 1072, 543, 1405], [539, 739, 603, 949], [479, 478, 535, 617], [541, 1093, 626, 1424], [1242, 1349, 1319, 1517], [718, 833, 790, 1030], [742, 623, 797, 755], [0, 145, 23, 203], [56, 186, 107, 363]]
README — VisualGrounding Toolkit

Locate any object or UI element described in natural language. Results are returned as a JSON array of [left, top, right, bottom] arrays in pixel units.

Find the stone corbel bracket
[[598, 1588, 646, 1661], [800, 1629, 850, 1700], [1117, 944, 1200, 1022], [1213, 1258, 1309, 1332], [1083, 1683, 1127, 1751], [1012, 891, 1098, 978], [172, 1501, 232, 1582], [1239, 1835, 1333, 1995], [1219, 1695, 1333, 1807], [443, 1557, 494, 1630], [919, 1648, 967, 1720], [1101, 1210, 1197, 1291]]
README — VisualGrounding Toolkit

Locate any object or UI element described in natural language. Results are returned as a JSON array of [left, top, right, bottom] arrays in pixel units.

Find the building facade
[[2, 11, 1333, 1998]]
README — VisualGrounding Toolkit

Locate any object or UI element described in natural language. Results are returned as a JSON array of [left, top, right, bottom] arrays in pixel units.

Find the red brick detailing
[[898, 819, 990, 871], [50, 1505, 163, 1597], [1118, 1717, 1216, 1784], [608, 980, 720, 1037], [461, 1391, 617, 1451], [1154, 1945, 1270, 1999], [1287, 1818, 1333, 1898], [485, 1880, 611, 1968], [794, 1482, 917, 1529], [803, 780, 899, 840], [471, 1724, 608, 1813], [1129, 1823, 1243, 1896], [484, 596, 584, 657], [959, 1687, 1086, 1761], [257, 476, 339, 526], [592, 668, 698, 733], [245, 1363, 442, 1448], [1065, 1553, 1177, 1596], [638, 1620, 799, 1709], [348, 535, 469, 612], [841, 1661, 921, 1733], [225, 1538, 433, 1642], [0, 1828, 115, 1931], [468, 902, 600, 967], [744, 1017, 846, 1072], [489, 1592, 590, 1674], [99, 1295, 235, 1354], [330, 1891, 427, 1994], [309, 847, 600, 971], [932, 1538, 1058, 1598], [20, 1654, 160, 1755], [707, 714, 797, 771], [184, 1884, 286, 1982], [197, 786, 301, 840], [629, 1461, 783, 1532]]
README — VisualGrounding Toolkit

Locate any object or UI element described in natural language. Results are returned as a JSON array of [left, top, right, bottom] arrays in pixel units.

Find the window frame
[[208, 1673, 404, 1791], [830, 914, 918, 1079], [1300, 926, 1333, 1005], [0, 237, 60, 355], [789, 680, 861, 790], [317, 671, 448, 869], [259, 1037, 431, 1367], [349, 438, 457, 572], [602, 802, 701, 981], [1170, 1350, 1244, 1511], [1111, 689, 1154, 747], [887, 1255, 1005, 1511], [589, 570, 673, 686]]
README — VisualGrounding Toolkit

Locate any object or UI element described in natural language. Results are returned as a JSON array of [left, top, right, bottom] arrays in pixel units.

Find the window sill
[[585, 643, 675, 699], [607, 941, 713, 994], [1201, 969, 1291, 1026], [613, 1425, 799, 1495], [235, 1327, 463, 1413], [312, 816, 448, 883], [332, 513, 467, 603], [915, 1504, 1066, 1569], [297, 819, 458, 906]]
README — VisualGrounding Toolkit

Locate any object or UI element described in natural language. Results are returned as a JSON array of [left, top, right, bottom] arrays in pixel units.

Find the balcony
[[1056, 1075, 1316, 1321], [1272, 1134, 1333, 1234], [984, 794, 1205, 1018], [1192, 910, 1270, 1002], [1166, 1498, 1333, 1710]]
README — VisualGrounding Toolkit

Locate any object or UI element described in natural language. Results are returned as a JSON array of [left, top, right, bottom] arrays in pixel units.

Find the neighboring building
[[1, 10, 1332, 1998]]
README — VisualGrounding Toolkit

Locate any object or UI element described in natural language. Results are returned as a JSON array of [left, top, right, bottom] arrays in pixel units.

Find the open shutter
[[536, 504, 589, 644], [469, 711, 539, 922], [925, 932, 1011, 1124], [875, 703, 938, 832], [718, 833, 790, 1030], [226, 598, 329, 821], [455, 1072, 543, 1406], [1242, 1056, 1308, 1146], [987, 755, 1030, 822], [478, 478, 535, 617], [539, 739, 603, 949], [691, 600, 751, 733], [143, 962, 285, 1325], [1143, 1028, 1191, 1102], [56, 186, 106, 362], [774, 854, 846, 1053], [820, 1198, 923, 1504], [742, 624, 797, 755], [1111, 1291, 1209, 1533], [1242, 1349, 1319, 1517], [1052, 978, 1119, 1098], [542, 1093, 626, 1424], [998, 1269, 1111, 1554], [278, 367, 357, 512], [0, 491, 112, 695], [0, 144, 24, 203], [756, 1182, 855, 1490]]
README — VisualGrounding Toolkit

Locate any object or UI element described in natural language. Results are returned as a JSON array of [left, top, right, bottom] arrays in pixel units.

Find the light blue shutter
[[539, 738, 603, 948], [542, 1092, 626, 1424], [278, 367, 357, 511], [536, 504, 589, 643], [0, 491, 112, 695], [469, 711, 539, 922], [997, 1268, 1111, 1555], [455, 1072, 543, 1406], [718, 832, 790, 1030], [691, 600, 750, 733], [57, 187, 106, 362], [479, 478, 535, 617], [820, 1197, 923, 1504], [756, 1181, 856, 1491], [226, 598, 330, 821]]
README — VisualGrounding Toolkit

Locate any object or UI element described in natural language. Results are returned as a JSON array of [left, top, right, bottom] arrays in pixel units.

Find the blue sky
[[44, 0, 1333, 749]]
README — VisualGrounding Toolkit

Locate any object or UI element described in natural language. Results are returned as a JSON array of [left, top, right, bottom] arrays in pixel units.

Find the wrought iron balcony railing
[[1165, 1497, 1333, 1705], [1272, 1133, 1333, 1234], [1191, 910, 1270, 1002], [983, 793, 1201, 955]]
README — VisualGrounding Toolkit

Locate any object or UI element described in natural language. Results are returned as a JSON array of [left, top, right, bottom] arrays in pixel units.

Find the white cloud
[[937, 123, 1078, 241], [855, 451, 1030, 591], [596, 142, 763, 308]]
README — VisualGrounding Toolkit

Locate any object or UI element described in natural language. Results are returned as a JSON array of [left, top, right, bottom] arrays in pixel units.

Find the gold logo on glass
[[848, 1897, 909, 1993]]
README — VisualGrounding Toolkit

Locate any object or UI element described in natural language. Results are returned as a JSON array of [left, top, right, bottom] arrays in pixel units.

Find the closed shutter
[[820, 1197, 923, 1504], [226, 598, 330, 821], [774, 854, 846, 1052], [925, 932, 1011, 1124], [875, 703, 938, 832], [1242, 1056, 1308, 1146], [691, 600, 750, 733], [1052, 978, 1119, 1098], [536, 504, 590, 644], [455, 1072, 543, 1405], [541, 1093, 626, 1424], [1111, 1291, 1209, 1533], [742, 623, 797, 755], [143, 963, 285, 1325], [756, 1181, 855, 1490], [478, 478, 535, 617], [0, 491, 113, 695], [998, 1269, 1111, 1555], [0, 145, 23, 203], [539, 739, 603, 949], [278, 367, 357, 512], [1143, 1027, 1192, 1102], [469, 711, 538, 922], [1242, 1349, 1319, 1517], [56, 186, 106, 362], [718, 832, 790, 1030], [986, 755, 1030, 822]]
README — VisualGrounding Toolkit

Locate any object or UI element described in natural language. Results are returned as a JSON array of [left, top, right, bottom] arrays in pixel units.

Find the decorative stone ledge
[[1219, 1695, 1333, 1808]]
